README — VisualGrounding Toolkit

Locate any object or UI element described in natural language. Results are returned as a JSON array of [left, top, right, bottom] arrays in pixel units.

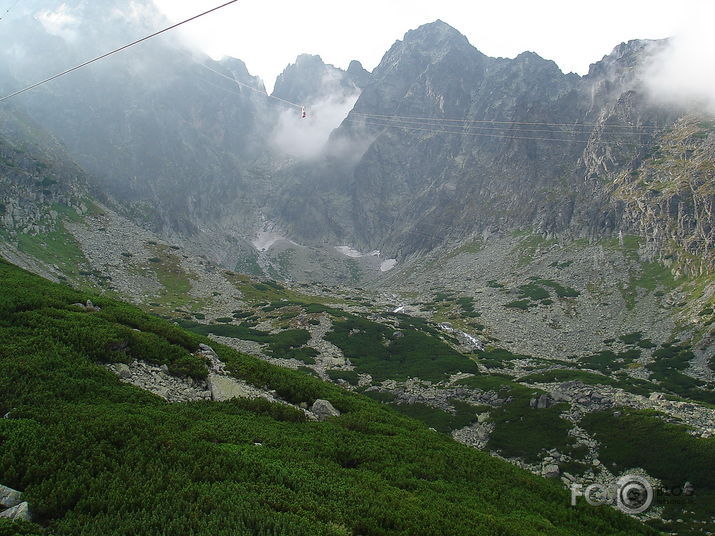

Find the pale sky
[[152, 0, 713, 92]]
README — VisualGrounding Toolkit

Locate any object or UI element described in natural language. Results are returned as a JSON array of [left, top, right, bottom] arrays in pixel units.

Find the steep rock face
[[274, 23, 709, 271], [612, 118, 714, 274], [278, 21, 588, 252], [0, 0, 276, 235], [0, 109, 89, 236]]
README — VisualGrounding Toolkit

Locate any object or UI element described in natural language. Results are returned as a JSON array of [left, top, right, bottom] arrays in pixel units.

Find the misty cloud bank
[[271, 91, 359, 159], [271, 69, 361, 160], [643, 6, 715, 115]]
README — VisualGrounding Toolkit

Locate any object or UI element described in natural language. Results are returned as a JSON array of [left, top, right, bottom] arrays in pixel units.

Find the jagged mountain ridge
[[272, 54, 369, 105], [273, 23, 708, 268], [0, 6, 711, 274]]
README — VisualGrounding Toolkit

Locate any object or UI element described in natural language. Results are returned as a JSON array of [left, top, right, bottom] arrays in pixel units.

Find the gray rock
[[542, 464, 560, 478], [535, 393, 553, 409], [115, 363, 131, 379], [309, 399, 341, 421], [0, 501, 31, 521], [207, 373, 252, 402], [551, 390, 570, 402], [0, 485, 22, 508]]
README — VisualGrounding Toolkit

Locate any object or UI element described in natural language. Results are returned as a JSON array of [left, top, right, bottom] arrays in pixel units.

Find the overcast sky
[[152, 0, 713, 91]]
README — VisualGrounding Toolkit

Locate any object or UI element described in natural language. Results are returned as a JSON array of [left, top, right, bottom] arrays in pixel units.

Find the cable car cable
[[0, 0, 240, 103]]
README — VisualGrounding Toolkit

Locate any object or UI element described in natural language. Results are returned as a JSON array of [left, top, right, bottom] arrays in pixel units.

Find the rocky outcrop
[[0, 485, 22, 508], [207, 374, 255, 402], [534, 380, 715, 437], [612, 117, 714, 274], [106, 344, 289, 405], [308, 399, 340, 421], [106, 360, 212, 402], [452, 420, 494, 450], [0, 485, 31, 522], [373, 377, 506, 412], [71, 300, 101, 312], [0, 501, 31, 522], [530, 394, 553, 409]]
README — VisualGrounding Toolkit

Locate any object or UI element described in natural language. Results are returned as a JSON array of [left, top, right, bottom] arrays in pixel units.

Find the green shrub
[[0, 259, 659, 536]]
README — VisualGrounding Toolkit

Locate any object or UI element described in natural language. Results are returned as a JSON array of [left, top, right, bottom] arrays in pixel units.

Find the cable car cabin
[[301, 107, 307, 119]]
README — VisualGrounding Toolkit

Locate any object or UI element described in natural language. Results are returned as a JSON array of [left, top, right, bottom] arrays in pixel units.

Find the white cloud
[[643, 4, 715, 115], [37, 4, 80, 42], [271, 89, 360, 160], [152, 0, 710, 90]]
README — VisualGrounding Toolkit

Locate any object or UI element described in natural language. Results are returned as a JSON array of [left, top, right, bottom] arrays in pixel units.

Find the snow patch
[[335, 246, 381, 258], [252, 231, 293, 252], [335, 246, 364, 258], [380, 259, 398, 272]]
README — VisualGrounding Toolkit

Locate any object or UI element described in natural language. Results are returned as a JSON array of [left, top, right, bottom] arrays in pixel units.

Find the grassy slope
[[0, 259, 655, 536]]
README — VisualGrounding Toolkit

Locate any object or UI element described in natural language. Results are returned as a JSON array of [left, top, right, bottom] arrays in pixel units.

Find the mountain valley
[[0, 2, 713, 535]]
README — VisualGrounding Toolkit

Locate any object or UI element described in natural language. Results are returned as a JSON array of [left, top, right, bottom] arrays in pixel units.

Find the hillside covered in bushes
[[0, 259, 658, 535]]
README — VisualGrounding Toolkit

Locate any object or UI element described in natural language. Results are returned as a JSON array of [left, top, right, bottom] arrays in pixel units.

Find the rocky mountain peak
[[346, 60, 371, 87], [217, 56, 266, 92], [272, 54, 367, 105], [585, 38, 666, 80], [403, 19, 470, 47]]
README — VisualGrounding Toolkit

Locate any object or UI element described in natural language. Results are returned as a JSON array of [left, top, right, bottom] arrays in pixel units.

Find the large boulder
[[530, 394, 553, 409], [207, 374, 252, 402], [0, 501, 31, 521], [542, 464, 560, 479], [309, 399, 341, 421], [0, 485, 22, 508]]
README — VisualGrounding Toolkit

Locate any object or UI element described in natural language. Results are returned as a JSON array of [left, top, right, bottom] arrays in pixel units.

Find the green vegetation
[[142, 245, 197, 311], [0, 519, 45, 536], [326, 369, 360, 386], [177, 320, 312, 361], [391, 401, 483, 434], [519, 369, 657, 397], [583, 409, 715, 489], [620, 261, 681, 309], [457, 375, 574, 462], [648, 343, 715, 404], [443, 239, 484, 261], [504, 299, 531, 310], [15, 224, 88, 281], [325, 315, 477, 382], [472, 348, 529, 368], [619, 332, 643, 345], [456, 296, 481, 318], [582, 409, 715, 534], [579, 349, 642, 375], [504, 279, 579, 309], [0, 259, 655, 535]]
